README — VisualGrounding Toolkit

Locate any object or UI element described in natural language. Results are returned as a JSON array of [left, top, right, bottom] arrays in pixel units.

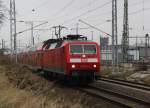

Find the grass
[[0, 56, 106, 108], [100, 66, 112, 77]]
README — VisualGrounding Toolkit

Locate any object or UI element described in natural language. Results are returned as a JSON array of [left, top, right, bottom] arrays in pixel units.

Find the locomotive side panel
[[36, 51, 43, 68], [42, 47, 66, 74]]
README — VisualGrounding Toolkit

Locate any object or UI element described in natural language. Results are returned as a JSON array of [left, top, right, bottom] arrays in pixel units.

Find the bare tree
[[0, 0, 5, 27]]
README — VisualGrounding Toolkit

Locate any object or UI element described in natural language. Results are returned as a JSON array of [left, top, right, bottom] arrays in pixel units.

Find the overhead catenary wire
[[33, 0, 52, 10], [45, 0, 100, 21], [91, 7, 150, 30], [65, 0, 150, 44], [43, 0, 76, 22], [60, 0, 112, 25], [45, 0, 112, 28], [8, 0, 150, 41], [78, 1, 150, 30], [46, 1, 150, 35], [17, 21, 48, 35], [79, 19, 111, 37], [53, 0, 75, 16], [82, 0, 150, 22], [77, 0, 99, 10], [87, 7, 150, 28]]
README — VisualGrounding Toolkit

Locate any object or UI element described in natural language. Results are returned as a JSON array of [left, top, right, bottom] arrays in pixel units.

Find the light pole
[[18, 20, 48, 46], [19, 21, 34, 46], [10, 0, 17, 63], [91, 31, 94, 40], [31, 22, 34, 46]]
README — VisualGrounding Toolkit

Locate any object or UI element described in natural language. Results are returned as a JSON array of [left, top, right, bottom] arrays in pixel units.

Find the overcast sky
[[1, 0, 150, 48]]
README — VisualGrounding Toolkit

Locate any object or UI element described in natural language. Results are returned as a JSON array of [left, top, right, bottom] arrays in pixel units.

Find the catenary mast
[[122, 0, 129, 63], [112, 0, 118, 72]]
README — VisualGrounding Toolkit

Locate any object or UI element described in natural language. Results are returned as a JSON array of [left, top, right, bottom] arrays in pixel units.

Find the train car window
[[70, 45, 83, 54], [50, 43, 57, 49], [84, 45, 96, 54]]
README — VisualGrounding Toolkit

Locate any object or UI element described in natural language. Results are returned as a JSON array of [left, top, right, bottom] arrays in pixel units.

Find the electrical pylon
[[122, 0, 129, 63], [10, 0, 17, 62], [112, 0, 118, 72]]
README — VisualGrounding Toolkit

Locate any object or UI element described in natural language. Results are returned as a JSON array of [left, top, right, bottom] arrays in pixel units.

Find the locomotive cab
[[67, 41, 100, 83]]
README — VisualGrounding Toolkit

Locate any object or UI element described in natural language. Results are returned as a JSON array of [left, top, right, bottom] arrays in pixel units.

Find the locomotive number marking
[[81, 58, 88, 62]]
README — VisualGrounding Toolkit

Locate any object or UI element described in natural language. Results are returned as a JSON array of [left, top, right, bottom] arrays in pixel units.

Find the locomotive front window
[[70, 44, 97, 54], [70, 45, 83, 54], [84, 45, 96, 54]]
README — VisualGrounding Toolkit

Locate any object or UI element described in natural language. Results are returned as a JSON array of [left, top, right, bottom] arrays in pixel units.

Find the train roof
[[21, 35, 98, 52]]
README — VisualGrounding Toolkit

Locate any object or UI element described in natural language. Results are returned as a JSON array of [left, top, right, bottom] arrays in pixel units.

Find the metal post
[[10, 0, 17, 63], [112, 0, 114, 72], [31, 22, 34, 46], [115, 0, 118, 70], [13, 0, 17, 63], [3, 40, 5, 49], [76, 23, 79, 35], [112, 0, 118, 73], [1, 39, 3, 49], [10, 0, 13, 61], [122, 0, 129, 63], [91, 31, 94, 40], [145, 34, 149, 59], [59, 25, 61, 38], [136, 36, 138, 61]]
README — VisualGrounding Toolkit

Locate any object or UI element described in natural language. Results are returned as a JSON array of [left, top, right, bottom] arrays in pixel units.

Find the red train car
[[17, 35, 100, 84]]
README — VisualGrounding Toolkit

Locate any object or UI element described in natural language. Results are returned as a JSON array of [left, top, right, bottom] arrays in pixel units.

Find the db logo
[[81, 58, 88, 62]]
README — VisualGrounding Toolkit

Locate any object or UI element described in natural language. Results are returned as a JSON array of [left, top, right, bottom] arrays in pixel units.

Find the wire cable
[[82, 0, 150, 22], [60, 0, 112, 25], [43, 0, 77, 24], [46, 0, 100, 21], [34, 0, 51, 10]]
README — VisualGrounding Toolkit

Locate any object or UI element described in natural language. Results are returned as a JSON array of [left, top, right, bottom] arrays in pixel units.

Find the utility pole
[[122, 0, 129, 63], [1, 39, 6, 49], [19, 21, 48, 46], [22, 21, 34, 46], [17, 21, 48, 45], [1, 39, 4, 49], [31, 22, 34, 46], [10, 0, 17, 63], [145, 34, 149, 59], [91, 31, 94, 40], [76, 23, 79, 35], [112, 0, 118, 73]]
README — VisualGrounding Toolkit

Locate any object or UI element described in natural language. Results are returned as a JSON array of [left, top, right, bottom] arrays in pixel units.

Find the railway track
[[77, 78, 150, 108], [99, 77, 150, 91]]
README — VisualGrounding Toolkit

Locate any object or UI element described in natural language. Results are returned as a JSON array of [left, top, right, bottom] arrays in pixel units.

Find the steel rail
[[78, 85, 150, 108], [99, 77, 150, 91], [77, 87, 132, 108], [90, 85, 150, 106]]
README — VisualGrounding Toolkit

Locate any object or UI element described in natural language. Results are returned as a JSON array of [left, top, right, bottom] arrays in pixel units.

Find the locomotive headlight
[[93, 64, 97, 68], [72, 64, 76, 68], [82, 54, 86, 58]]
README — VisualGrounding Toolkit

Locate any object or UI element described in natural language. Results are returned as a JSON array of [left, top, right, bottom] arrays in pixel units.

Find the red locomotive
[[17, 35, 100, 84]]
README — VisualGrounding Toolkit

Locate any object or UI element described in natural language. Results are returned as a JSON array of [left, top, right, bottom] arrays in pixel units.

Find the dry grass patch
[[0, 57, 122, 108]]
